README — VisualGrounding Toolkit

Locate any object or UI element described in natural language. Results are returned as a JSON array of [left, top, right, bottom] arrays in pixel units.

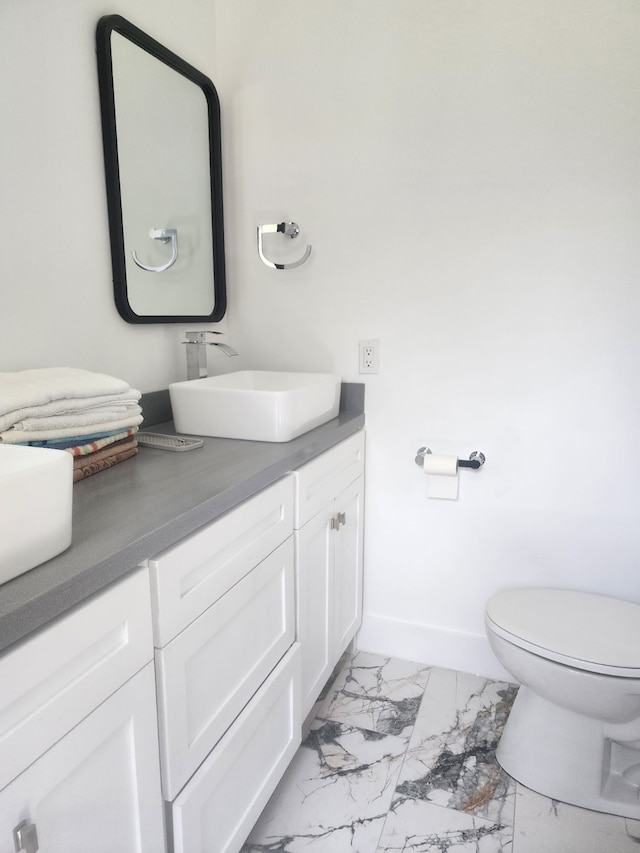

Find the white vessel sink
[[169, 371, 341, 442], [0, 445, 73, 585]]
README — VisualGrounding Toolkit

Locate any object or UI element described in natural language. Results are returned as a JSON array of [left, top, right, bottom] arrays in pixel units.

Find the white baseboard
[[356, 613, 513, 682]]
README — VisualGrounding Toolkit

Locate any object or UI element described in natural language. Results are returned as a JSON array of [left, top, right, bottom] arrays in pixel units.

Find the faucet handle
[[184, 330, 223, 343]]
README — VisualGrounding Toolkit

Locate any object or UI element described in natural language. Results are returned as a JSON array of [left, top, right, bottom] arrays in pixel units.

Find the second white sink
[[169, 371, 341, 442], [0, 445, 73, 584]]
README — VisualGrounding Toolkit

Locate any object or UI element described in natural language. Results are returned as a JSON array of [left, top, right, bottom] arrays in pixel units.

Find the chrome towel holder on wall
[[257, 221, 312, 270]]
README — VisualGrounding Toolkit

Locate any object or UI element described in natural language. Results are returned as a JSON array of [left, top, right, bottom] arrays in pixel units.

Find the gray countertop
[[0, 386, 365, 653]]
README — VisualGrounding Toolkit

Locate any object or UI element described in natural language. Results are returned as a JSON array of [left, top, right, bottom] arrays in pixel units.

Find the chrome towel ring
[[132, 228, 178, 273], [257, 221, 312, 270]]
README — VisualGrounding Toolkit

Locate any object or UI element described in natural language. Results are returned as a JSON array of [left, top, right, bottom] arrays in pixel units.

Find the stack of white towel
[[0, 368, 143, 481]]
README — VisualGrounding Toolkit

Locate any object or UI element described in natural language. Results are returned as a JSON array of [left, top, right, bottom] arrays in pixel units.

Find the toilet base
[[497, 685, 640, 820]]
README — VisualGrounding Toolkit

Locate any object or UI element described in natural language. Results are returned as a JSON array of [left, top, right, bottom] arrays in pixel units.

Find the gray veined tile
[[242, 719, 408, 853], [391, 667, 518, 826], [376, 796, 512, 852], [316, 651, 433, 738], [512, 784, 640, 853]]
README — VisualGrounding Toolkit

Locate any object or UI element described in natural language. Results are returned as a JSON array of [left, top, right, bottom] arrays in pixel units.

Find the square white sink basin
[[169, 371, 341, 442], [0, 445, 73, 585]]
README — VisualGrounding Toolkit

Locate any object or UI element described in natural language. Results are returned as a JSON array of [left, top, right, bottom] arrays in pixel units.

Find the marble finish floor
[[242, 651, 640, 852]]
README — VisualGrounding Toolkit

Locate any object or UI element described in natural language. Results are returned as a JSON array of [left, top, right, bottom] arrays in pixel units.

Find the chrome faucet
[[183, 331, 239, 380]]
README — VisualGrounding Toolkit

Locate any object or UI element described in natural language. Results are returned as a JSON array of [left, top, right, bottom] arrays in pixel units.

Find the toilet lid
[[486, 589, 640, 676]]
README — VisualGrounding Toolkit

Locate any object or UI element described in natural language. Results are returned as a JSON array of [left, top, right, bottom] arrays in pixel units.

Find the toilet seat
[[486, 589, 640, 677]]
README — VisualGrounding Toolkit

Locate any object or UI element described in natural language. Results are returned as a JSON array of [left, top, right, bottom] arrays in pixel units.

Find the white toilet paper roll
[[422, 454, 458, 476], [423, 454, 459, 499]]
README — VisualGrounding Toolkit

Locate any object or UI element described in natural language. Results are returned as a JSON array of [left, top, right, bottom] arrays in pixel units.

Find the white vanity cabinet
[[0, 427, 365, 853], [0, 569, 165, 853], [294, 431, 365, 718], [148, 476, 302, 853]]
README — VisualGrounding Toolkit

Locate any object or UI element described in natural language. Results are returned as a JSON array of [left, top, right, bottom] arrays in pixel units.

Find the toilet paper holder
[[414, 447, 486, 469]]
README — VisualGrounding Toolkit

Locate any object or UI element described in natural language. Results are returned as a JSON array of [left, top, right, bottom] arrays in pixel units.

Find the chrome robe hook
[[132, 228, 178, 272], [257, 221, 312, 270]]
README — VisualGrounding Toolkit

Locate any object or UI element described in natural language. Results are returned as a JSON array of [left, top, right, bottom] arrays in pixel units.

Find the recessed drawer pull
[[13, 820, 39, 853]]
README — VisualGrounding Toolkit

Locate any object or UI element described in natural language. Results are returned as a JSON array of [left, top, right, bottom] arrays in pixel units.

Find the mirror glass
[[96, 15, 226, 323]]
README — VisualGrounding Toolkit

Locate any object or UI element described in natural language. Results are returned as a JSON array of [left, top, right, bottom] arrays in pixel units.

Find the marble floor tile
[[376, 796, 513, 852], [241, 718, 408, 852], [512, 784, 640, 853], [316, 651, 433, 739], [392, 667, 518, 826], [241, 653, 633, 853]]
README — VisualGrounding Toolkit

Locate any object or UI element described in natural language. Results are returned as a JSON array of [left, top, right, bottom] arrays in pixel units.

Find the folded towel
[[0, 368, 133, 417], [71, 436, 138, 469], [73, 441, 138, 482], [65, 429, 138, 457], [14, 427, 139, 450], [11, 404, 141, 432], [0, 389, 141, 432], [0, 414, 144, 444]]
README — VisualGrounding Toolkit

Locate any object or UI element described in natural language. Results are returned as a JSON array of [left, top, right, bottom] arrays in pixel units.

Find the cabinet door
[[0, 568, 153, 793], [294, 507, 333, 718], [155, 539, 295, 800], [333, 475, 364, 656], [171, 644, 301, 853], [0, 663, 165, 853]]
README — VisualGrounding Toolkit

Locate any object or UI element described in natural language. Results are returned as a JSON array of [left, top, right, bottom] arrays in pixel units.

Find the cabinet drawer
[[0, 568, 153, 792], [156, 538, 295, 800], [171, 643, 301, 853], [294, 432, 365, 528], [149, 476, 294, 647]]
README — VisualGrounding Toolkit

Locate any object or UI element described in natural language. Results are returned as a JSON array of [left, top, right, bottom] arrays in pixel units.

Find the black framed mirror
[[96, 15, 226, 323]]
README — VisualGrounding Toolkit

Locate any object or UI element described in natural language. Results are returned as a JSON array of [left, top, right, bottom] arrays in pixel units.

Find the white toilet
[[485, 588, 640, 819]]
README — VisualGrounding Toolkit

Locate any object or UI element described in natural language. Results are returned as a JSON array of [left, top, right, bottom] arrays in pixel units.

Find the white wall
[[0, 0, 225, 392], [2, 0, 640, 678], [215, 0, 640, 676]]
